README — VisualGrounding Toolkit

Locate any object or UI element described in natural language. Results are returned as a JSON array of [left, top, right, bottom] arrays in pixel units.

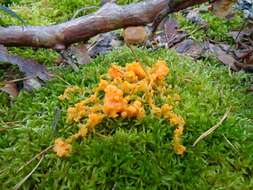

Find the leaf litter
[[0, 45, 50, 96]]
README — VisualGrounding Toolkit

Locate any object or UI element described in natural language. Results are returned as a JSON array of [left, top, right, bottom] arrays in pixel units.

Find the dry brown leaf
[[204, 41, 239, 71], [0, 82, 19, 97], [71, 44, 91, 65], [164, 18, 187, 48], [234, 61, 253, 73], [247, 85, 253, 92], [0, 50, 50, 81], [175, 39, 204, 59], [217, 51, 239, 71], [88, 32, 122, 58]]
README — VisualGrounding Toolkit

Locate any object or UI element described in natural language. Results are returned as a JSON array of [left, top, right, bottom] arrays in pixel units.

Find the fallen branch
[[0, 0, 212, 49], [193, 107, 231, 147]]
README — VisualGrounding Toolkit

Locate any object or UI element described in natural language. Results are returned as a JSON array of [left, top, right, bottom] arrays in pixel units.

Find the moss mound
[[1, 48, 253, 189]]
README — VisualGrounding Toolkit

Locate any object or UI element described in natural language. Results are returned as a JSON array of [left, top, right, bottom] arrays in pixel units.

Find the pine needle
[[50, 73, 71, 85], [13, 155, 44, 190], [17, 145, 53, 173], [222, 133, 239, 153], [193, 107, 231, 147]]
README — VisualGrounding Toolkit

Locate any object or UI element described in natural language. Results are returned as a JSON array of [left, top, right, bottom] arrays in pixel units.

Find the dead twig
[[14, 155, 45, 190], [17, 145, 53, 173], [2, 76, 34, 83], [193, 107, 231, 147]]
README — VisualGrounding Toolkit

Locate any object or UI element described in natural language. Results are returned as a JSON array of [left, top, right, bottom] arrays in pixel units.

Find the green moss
[[8, 47, 58, 67], [201, 12, 243, 43], [176, 11, 244, 43], [0, 48, 253, 189]]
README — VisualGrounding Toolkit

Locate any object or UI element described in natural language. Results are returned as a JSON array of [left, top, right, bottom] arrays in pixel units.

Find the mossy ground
[[1, 48, 253, 189], [1, 0, 253, 189]]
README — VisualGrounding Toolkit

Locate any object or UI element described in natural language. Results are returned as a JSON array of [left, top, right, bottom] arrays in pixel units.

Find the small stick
[[17, 145, 53, 173], [193, 107, 231, 147], [95, 132, 108, 138], [2, 76, 34, 83], [14, 155, 45, 190]]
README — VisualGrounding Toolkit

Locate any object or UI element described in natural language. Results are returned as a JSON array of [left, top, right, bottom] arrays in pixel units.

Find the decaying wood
[[0, 0, 212, 50]]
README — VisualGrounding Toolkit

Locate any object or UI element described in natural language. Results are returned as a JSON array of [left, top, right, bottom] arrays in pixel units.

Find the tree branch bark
[[0, 0, 211, 49]]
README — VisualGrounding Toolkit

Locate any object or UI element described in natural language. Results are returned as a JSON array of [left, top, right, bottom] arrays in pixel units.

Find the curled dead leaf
[[70, 44, 91, 65], [217, 51, 239, 71], [88, 32, 122, 58], [175, 39, 204, 59]]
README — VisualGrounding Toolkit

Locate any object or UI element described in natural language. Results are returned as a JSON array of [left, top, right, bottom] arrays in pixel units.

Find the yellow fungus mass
[[53, 138, 72, 157], [108, 65, 123, 79], [67, 100, 86, 123], [173, 125, 186, 155], [103, 85, 128, 118], [149, 60, 170, 85], [58, 86, 83, 101], [86, 113, 105, 129], [126, 62, 146, 79], [97, 79, 108, 91], [55, 60, 186, 157]]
